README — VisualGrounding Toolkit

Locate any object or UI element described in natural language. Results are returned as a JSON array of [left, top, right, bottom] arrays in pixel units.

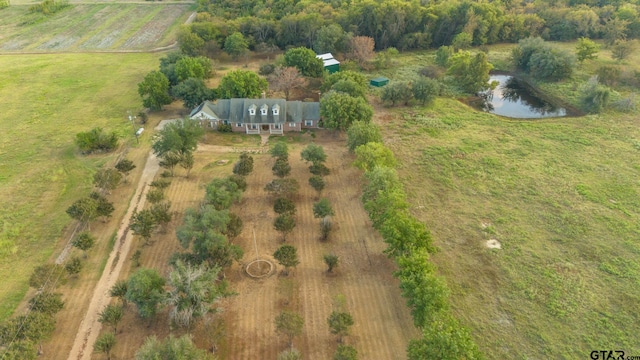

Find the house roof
[[191, 99, 320, 124], [316, 53, 334, 60], [323, 59, 340, 66]]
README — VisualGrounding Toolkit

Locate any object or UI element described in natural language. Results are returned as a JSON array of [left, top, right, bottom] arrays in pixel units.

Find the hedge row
[[354, 129, 483, 360]]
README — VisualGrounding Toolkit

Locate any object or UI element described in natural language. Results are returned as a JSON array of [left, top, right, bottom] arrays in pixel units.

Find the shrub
[[579, 78, 611, 114], [435, 46, 454, 67], [217, 123, 232, 132], [418, 66, 444, 79], [28, 0, 69, 14], [75, 128, 118, 154], [0, 0, 9, 9], [596, 66, 621, 87], [512, 37, 575, 81], [259, 63, 276, 75]]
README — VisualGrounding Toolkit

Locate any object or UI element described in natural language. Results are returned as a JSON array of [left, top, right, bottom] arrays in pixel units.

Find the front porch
[[245, 123, 283, 135]]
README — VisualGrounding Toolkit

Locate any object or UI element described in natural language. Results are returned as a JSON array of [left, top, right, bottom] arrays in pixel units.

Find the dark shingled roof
[[191, 98, 320, 124]]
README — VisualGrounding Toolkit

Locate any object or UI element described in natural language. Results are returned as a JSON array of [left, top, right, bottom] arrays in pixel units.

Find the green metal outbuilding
[[370, 77, 389, 87]]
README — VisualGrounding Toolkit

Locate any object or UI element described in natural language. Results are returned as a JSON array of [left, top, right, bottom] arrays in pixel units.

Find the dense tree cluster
[[178, 0, 639, 56]]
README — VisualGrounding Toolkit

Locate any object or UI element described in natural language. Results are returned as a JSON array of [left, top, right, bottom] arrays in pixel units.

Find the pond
[[475, 74, 573, 119]]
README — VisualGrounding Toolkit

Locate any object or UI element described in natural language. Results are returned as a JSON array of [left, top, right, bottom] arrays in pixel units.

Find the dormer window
[[260, 104, 268, 116], [272, 104, 280, 116], [248, 104, 257, 116]]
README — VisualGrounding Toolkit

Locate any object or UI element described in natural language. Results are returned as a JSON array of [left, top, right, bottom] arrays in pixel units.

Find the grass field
[[371, 45, 640, 358], [0, 3, 191, 52], [0, 53, 162, 321]]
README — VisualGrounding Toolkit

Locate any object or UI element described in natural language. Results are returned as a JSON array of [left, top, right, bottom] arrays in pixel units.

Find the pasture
[[372, 45, 640, 358], [0, 53, 162, 321]]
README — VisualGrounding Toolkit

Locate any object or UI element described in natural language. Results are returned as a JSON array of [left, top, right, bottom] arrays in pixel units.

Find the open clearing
[[87, 131, 418, 359], [373, 87, 640, 357], [0, 53, 162, 321], [0, 3, 191, 52]]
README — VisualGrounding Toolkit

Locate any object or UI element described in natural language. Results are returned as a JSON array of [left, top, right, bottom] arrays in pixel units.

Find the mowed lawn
[[0, 53, 161, 320], [379, 97, 640, 358]]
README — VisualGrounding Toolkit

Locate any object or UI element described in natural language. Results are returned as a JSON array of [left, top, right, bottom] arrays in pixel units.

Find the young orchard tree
[[65, 256, 83, 276], [274, 214, 296, 241], [272, 158, 292, 178], [146, 188, 165, 204], [278, 348, 303, 360], [115, 159, 136, 183], [309, 175, 325, 196], [233, 153, 254, 176], [29, 264, 65, 291], [320, 216, 332, 241], [300, 143, 327, 165], [205, 177, 242, 210], [129, 209, 158, 245], [28, 291, 64, 316], [327, 311, 354, 342], [228, 174, 247, 192], [72, 231, 95, 256], [180, 152, 195, 178], [109, 280, 128, 308], [324, 254, 339, 272], [150, 201, 172, 233], [150, 178, 171, 190], [94, 333, 116, 360], [269, 67, 306, 100], [159, 151, 182, 177], [334, 344, 358, 360], [273, 244, 300, 275], [125, 268, 166, 319], [313, 198, 335, 219], [90, 192, 115, 222], [265, 178, 300, 198], [270, 142, 289, 160], [309, 163, 330, 176], [275, 310, 304, 350], [98, 304, 124, 334], [274, 197, 296, 215], [66, 197, 99, 229]]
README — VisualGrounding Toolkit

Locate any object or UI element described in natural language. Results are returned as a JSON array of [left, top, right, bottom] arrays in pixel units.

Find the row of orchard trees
[[181, 0, 640, 54], [347, 122, 483, 359], [93, 150, 254, 359], [262, 141, 357, 360], [0, 142, 137, 359]]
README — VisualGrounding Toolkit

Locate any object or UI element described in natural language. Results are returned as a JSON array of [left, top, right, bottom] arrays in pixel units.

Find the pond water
[[477, 75, 570, 119]]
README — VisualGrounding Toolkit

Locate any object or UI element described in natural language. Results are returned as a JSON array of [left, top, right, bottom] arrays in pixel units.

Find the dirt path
[[67, 125, 260, 359], [67, 150, 160, 360]]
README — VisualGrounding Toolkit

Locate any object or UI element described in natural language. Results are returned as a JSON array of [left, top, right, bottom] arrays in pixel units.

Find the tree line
[[347, 121, 483, 359], [181, 0, 639, 55]]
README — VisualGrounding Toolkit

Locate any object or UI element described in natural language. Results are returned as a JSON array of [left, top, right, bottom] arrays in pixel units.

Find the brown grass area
[[96, 131, 417, 359]]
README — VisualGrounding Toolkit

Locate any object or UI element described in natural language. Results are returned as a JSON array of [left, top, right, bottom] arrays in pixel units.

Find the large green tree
[[354, 142, 397, 171], [166, 260, 227, 329], [138, 70, 173, 111], [205, 177, 242, 210], [346, 121, 382, 153], [320, 91, 373, 131], [171, 78, 214, 109], [125, 268, 166, 319], [284, 47, 324, 77], [174, 56, 213, 82], [275, 311, 304, 349], [152, 118, 205, 158], [575, 37, 599, 63], [224, 32, 249, 60], [447, 51, 493, 94], [98, 304, 124, 333], [218, 70, 268, 99]]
